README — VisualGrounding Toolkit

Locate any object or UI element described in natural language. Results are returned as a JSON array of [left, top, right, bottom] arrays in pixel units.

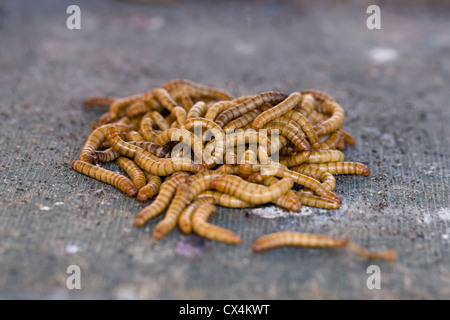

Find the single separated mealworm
[[306, 162, 370, 176], [252, 232, 349, 252], [192, 203, 242, 244], [251, 92, 302, 129], [210, 174, 294, 205], [134, 152, 204, 176], [137, 173, 162, 202], [215, 91, 288, 128], [116, 157, 146, 190], [135, 172, 188, 226], [153, 183, 191, 240], [178, 196, 215, 234], [71, 160, 137, 197]]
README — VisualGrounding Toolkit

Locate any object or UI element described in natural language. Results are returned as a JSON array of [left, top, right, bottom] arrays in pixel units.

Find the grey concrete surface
[[0, 0, 449, 299]]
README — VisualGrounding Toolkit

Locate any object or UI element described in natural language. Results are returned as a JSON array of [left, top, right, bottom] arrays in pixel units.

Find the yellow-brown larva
[[109, 94, 144, 120], [198, 190, 254, 208], [107, 124, 148, 159], [347, 242, 397, 262], [251, 92, 302, 129], [319, 131, 341, 150], [186, 101, 207, 119], [116, 157, 146, 190], [238, 149, 258, 180], [258, 176, 302, 212], [151, 88, 179, 113], [301, 89, 336, 103], [137, 173, 162, 202], [134, 152, 204, 176], [210, 174, 294, 205], [172, 106, 187, 125], [283, 110, 321, 150], [296, 93, 315, 117], [204, 101, 237, 122], [150, 111, 170, 131], [162, 78, 233, 101], [313, 100, 345, 137], [215, 91, 288, 128], [83, 96, 116, 108], [178, 196, 215, 234], [223, 109, 261, 131], [293, 191, 340, 209], [252, 232, 349, 252], [125, 130, 145, 142], [192, 203, 242, 244], [340, 129, 356, 146], [153, 183, 191, 240], [306, 162, 370, 176], [264, 121, 311, 152], [71, 160, 137, 197], [180, 90, 194, 111], [306, 150, 345, 164], [279, 150, 312, 167], [135, 172, 188, 226], [292, 164, 336, 191], [154, 127, 205, 163]]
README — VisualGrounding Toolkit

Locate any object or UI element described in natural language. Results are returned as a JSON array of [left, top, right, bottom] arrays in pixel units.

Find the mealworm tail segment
[[347, 242, 397, 262], [252, 232, 350, 252], [178, 196, 215, 234]]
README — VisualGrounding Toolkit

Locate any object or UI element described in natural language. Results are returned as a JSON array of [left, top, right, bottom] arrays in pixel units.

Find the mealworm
[[264, 121, 311, 152], [172, 106, 187, 125], [83, 96, 116, 107], [252, 232, 349, 252], [215, 91, 288, 128], [319, 131, 341, 150], [180, 90, 194, 111], [307, 110, 328, 125], [153, 183, 191, 240], [223, 109, 261, 131], [301, 89, 336, 103], [292, 164, 336, 191], [94, 111, 114, 128], [347, 242, 397, 262], [192, 203, 242, 244], [139, 113, 158, 142], [90, 141, 169, 163], [259, 176, 302, 212], [135, 172, 188, 226], [306, 162, 370, 176], [314, 100, 345, 137], [134, 152, 204, 176], [279, 150, 311, 167], [116, 157, 146, 190], [296, 93, 315, 117], [340, 129, 356, 146], [164, 79, 232, 102], [238, 149, 257, 179], [137, 173, 162, 202], [210, 174, 294, 205], [306, 150, 345, 164], [293, 191, 340, 209], [186, 171, 225, 199], [150, 111, 170, 131], [283, 110, 321, 150], [198, 190, 254, 208], [71, 160, 137, 197], [178, 197, 215, 234], [125, 130, 145, 142], [186, 101, 207, 119], [204, 101, 236, 122], [251, 92, 302, 129], [79, 123, 132, 163], [107, 124, 149, 159], [109, 94, 144, 120], [155, 128, 204, 163], [151, 88, 179, 113]]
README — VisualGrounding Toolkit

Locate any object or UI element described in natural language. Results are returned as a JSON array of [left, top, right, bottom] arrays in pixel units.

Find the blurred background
[[0, 0, 449, 299]]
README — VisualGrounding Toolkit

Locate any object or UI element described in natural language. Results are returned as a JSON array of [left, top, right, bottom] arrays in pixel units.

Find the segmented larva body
[[210, 174, 294, 205], [239, 149, 257, 180], [198, 191, 254, 208], [251, 92, 302, 129], [116, 157, 146, 190], [107, 124, 148, 159], [125, 130, 145, 142], [301, 89, 336, 103], [172, 106, 187, 125], [178, 196, 215, 234], [150, 111, 170, 131], [192, 203, 242, 244], [307, 162, 370, 176], [135, 172, 188, 226], [151, 88, 179, 113], [215, 91, 288, 128], [252, 232, 349, 252], [293, 191, 340, 209], [180, 90, 194, 111], [319, 131, 341, 150], [71, 160, 137, 197], [306, 150, 345, 164], [137, 173, 162, 202], [78, 123, 131, 163], [296, 93, 315, 117], [187, 171, 226, 199], [153, 183, 191, 240], [163, 78, 232, 101], [283, 110, 321, 150], [186, 101, 207, 119], [292, 164, 336, 191], [259, 176, 302, 212], [314, 100, 345, 137], [154, 128, 204, 163], [204, 101, 236, 122], [109, 94, 144, 120], [264, 121, 311, 152], [134, 152, 204, 176], [279, 150, 311, 167], [347, 242, 397, 262], [83, 96, 116, 107], [340, 129, 356, 146], [94, 111, 114, 128], [223, 109, 261, 131]]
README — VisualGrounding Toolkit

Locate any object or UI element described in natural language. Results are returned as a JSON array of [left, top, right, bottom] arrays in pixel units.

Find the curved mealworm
[[153, 183, 191, 240], [116, 157, 146, 190], [292, 164, 336, 191], [150, 111, 170, 131], [198, 190, 254, 208], [319, 131, 341, 150], [109, 94, 144, 120], [83, 96, 116, 107], [347, 242, 397, 262], [239, 149, 257, 180], [215, 91, 288, 128], [251, 92, 302, 129], [293, 191, 340, 209], [107, 124, 149, 159], [180, 90, 194, 111], [314, 100, 345, 137], [79, 123, 132, 163], [223, 109, 261, 131], [259, 176, 302, 212], [137, 173, 162, 202], [139, 114, 158, 142], [155, 128, 204, 163], [164, 79, 233, 102], [301, 89, 336, 103], [264, 121, 311, 152], [134, 152, 204, 176], [210, 174, 294, 205], [186, 101, 207, 119], [125, 130, 145, 142], [340, 129, 356, 146], [135, 172, 188, 226], [306, 150, 345, 164], [172, 106, 187, 125], [252, 232, 349, 252], [306, 162, 370, 176], [71, 160, 137, 197], [151, 88, 179, 113], [296, 93, 315, 117], [192, 203, 242, 244], [307, 110, 328, 125], [204, 101, 236, 122], [178, 197, 215, 234], [94, 111, 114, 128], [279, 150, 311, 167], [90, 140, 169, 163], [283, 110, 321, 150]]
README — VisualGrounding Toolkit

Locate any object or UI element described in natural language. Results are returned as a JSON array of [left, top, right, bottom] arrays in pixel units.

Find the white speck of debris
[[369, 47, 398, 63], [65, 245, 80, 254], [234, 41, 255, 55], [39, 206, 52, 211], [54, 202, 64, 206]]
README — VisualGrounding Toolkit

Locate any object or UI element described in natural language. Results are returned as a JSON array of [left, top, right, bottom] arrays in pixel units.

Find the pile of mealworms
[[73, 79, 396, 262]]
